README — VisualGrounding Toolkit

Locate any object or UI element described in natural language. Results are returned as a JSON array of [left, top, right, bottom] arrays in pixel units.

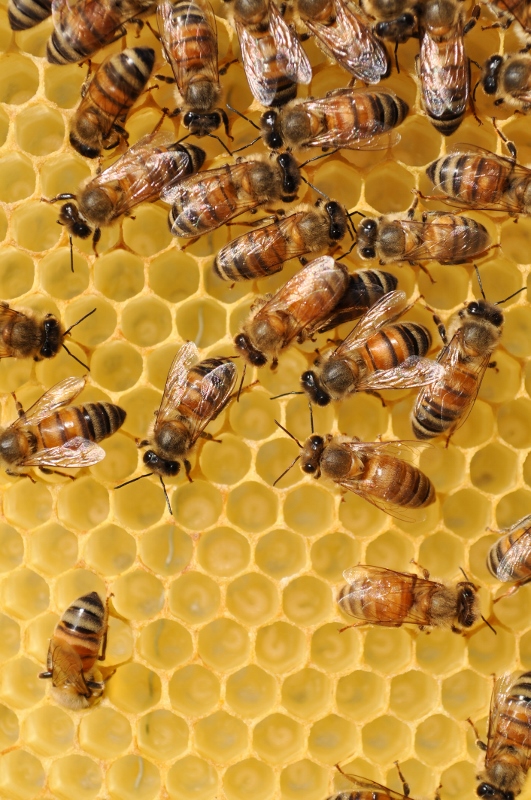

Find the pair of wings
[[0, 304, 36, 358], [379, 212, 488, 263], [325, 289, 444, 391], [332, 771, 410, 800], [51, 0, 152, 55], [85, 131, 200, 220], [235, 0, 311, 107], [154, 342, 237, 444], [5, 375, 106, 469], [157, 0, 219, 94], [339, 564, 441, 626], [491, 0, 531, 31], [300, 0, 389, 83], [485, 672, 531, 771], [491, 520, 531, 581], [48, 639, 90, 695], [418, 22, 469, 121]]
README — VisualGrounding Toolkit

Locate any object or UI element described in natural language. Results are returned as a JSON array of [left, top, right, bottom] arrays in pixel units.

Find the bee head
[[300, 434, 325, 476], [261, 110, 283, 150], [466, 299, 503, 327], [375, 13, 416, 42], [455, 582, 479, 628], [477, 785, 513, 800], [40, 314, 62, 359], [325, 201, 347, 241], [183, 110, 223, 137], [234, 333, 267, 367], [482, 55, 503, 94], [357, 218, 378, 259], [301, 371, 330, 406], [58, 203, 92, 239], [143, 449, 181, 477], [277, 153, 301, 200]]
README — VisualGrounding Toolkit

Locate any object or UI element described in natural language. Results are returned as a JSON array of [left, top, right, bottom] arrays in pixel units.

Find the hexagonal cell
[[442, 669, 490, 721], [308, 714, 357, 765], [0, 523, 24, 573], [56, 477, 110, 532], [362, 715, 412, 764], [26, 523, 76, 577], [282, 668, 332, 721], [255, 529, 306, 579], [498, 398, 531, 448], [226, 481, 278, 533], [229, 390, 279, 441], [106, 663, 161, 715], [90, 432, 140, 485], [226, 573, 279, 626], [122, 205, 172, 256], [90, 340, 143, 392], [176, 297, 227, 348], [44, 62, 85, 107], [440, 761, 477, 800], [451, 399, 494, 449], [3, 482, 51, 529], [138, 619, 193, 670], [0, 614, 20, 662], [418, 533, 464, 581], [415, 629, 467, 676], [121, 296, 172, 347], [0, 750, 45, 798], [255, 621, 307, 674], [139, 525, 192, 577], [225, 665, 277, 719], [311, 623, 359, 673], [107, 755, 161, 800], [390, 671, 438, 722], [83, 525, 136, 576], [198, 618, 250, 671], [169, 572, 220, 625], [418, 444, 466, 494], [0, 248, 34, 300], [283, 484, 335, 536], [149, 250, 200, 302], [166, 756, 219, 800], [1, 567, 49, 620], [196, 527, 249, 577], [253, 713, 305, 765], [496, 489, 531, 531], [311, 533, 357, 582], [79, 707, 132, 759], [200, 435, 252, 487], [415, 714, 462, 767], [443, 489, 491, 539], [364, 628, 413, 674], [365, 530, 415, 572], [15, 104, 64, 155], [365, 161, 416, 213], [22, 706, 74, 757], [137, 710, 188, 761], [113, 478, 166, 531], [112, 570, 164, 621], [194, 710, 248, 764], [283, 576, 332, 627], [54, 570, 106, 615], [169, 665, 220, 718], [94, 251, 144, 301], [11, 202, 62, 252], [40, 152, 90, 201], [280, 759, 328, 800], [336, 670, 386, 721], [339, 490, 387, 538], [223, 759, 275, 800], [481, 350, 522, 406], [173, 480, 223, 529], [0, 657, 45, 709], [0, 54, 39, 103], [0, 153, 35, 202], [470, 443, 518, 495], [0, 704, 19, 751], [468, 623, 516, 676]]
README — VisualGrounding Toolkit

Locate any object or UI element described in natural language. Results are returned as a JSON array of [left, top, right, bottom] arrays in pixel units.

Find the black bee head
[[58, 203, 92, 239], [40, 315, 62, 359], [357, 218, 378, 259], [143, 449, 180, 477], [301, 371, 330, 406], [300, 434, 325, 475], [234, 333, 267, 367], [482, 55, 503, 94], [183, 110, 222, 136], [325, 201, 347, 241], [277, 153, 300, 199], [455, 582, 478, 628]]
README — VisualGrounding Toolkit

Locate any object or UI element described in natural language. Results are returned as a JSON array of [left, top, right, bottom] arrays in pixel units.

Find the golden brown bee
[[301, 289, 443, 406], [46, 0, 153, 64], [164, 152, 300, 238], [296, 0, 390, 82], [234, 256, 396, 368], [482, 53, 531, 111], [474, 671, 531, 800], [337, 564, 481, 632], [214, 199, 349, 282], [48, 131, 205, 250], [361, 0, 418, 42], [8, 0, 52, 30], [487, 515, 531, 588], [39, 592, 111, 709], [69, 47, 155, 159], [356, 209, 491, 265], [328, 763, 425, 800], [157, 0, 229, 137], [486, 0, 531, 32], [417, 0, 478, 135], [228, 0, 312, 107], [0, 376, 126, 479], [260, 88, 409, 151]]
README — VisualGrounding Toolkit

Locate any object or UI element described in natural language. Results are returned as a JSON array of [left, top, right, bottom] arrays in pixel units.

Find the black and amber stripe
[[358, 452, 435, 508], [427, 150, 513, 208], [359, 322, 431, 372], [411, 357, 477, 439], [316, 269, 398, 333], [487, 519, 531, 582], [176, 358, 236, 424], [166, 0, 218, 75], [491, 671, 531, 751], [327, 90, 408, 142], [8, 0, 51, 29], [54, 592, 106, 669], [28, 402, 125, 454]]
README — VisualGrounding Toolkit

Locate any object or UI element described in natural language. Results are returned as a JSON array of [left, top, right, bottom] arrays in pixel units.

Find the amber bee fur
[[46, 0, 153, 64], [228, 0, 312, 107], [486, 0, 531, 32], [234, 256, 396, 368], [356, 210, 491, 265], [39, 592, 111, 709], [487, 515, 531, 588], [482, 53, 531, 111], [214, 199, 349, 281], [361, 0, 418, 42], [338, 564, 480, 632], [261, 88, 409, 151], [417, 0, 478, 135], [49, 131, 205, 248], [296, 0, 389, 83], [474, 671, 531, 800], [164, 152, 300, 238], [157, 0, 229, 136], [8, 0, 52, 30], [69, 47, 155, 159], [301, 289, 443, 406], [0, 376, 126, 478]]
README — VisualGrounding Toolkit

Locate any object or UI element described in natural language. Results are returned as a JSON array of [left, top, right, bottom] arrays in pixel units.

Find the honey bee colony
[[1, 0, 531, 797]]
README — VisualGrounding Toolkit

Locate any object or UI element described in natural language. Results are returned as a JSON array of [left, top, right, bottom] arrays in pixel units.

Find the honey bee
[[0, 376, 126, 479], [48, 131, 205, 250], [474, 671, 531, 800], [39, 592, 112, 709], [482, 53, 531, 111], [69, 47, 155, 159], [337, 563, 481, 632], [361, 0, 418, 43], [486, 0, 531, 33], [301, 289, 443, 406], [296, 0, 390, 83], [417, 0, 478, 135], [8, 0, 52, 30], [329, 763, 426, 800], [234, 256, 396, 368], [214, 199, 349, 282], [356, 210, 492, 265], [46, 0, 154, 64], [157, 0, 229, 137], [488, 515, 531, 590], [260, 88, 409, 151], [163, 152, 301, 238], [228, 0, 312, 107]]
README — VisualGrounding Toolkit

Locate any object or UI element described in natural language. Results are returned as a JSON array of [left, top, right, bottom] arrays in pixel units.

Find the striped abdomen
[[358, 322, 431, 372], [338, 572, 418, 623], [28, 402, 126, 454], [411, 354, 478, 439], [325, 91, 408, 143], [316, 269, 398, 333], [423, 214, 491, 263], [52, 592, 106, 672], [488, 521, 531, 582], [245, 29, 297, 106], [167, 0, 217, 79], [492, 672, 531, 751], [427, 152, 512, 207], [359, 452, 435, 508], [175, 358, 236, 425], [419, 32, 469, 135], [8, 0, 51, 29]]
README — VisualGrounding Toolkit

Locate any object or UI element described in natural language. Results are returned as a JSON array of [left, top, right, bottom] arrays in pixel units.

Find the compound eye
[[468, 301, 480, 314], [262, 110, 276, 127], [492, 310, 503, 326], [360, 247, 375, 259], [477, 785, 495, 798], [270, 134, 283, 149], [143, 450, 158, 467], [361, 219, 376, 233], [302, 462, 316, 473], [400, 12, 414, 22], [183, 111, 195, 126], [40, 344, 53, 358]]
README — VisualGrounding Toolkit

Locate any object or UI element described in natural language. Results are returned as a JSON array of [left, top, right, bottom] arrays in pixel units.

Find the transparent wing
[[269, 1, 312, 84], [496, 0, 531, 30], [298, 92, 401, 149], [334, 771, 409, 800], [0, 305, 32, 357], [496, 528, 531, 582], [155, 341, 200, 428], [390, 217, 484, 262], [485, 672, 531, 771], [11, 376, 86, 430], [331, 289, 408, 356], [355, 355, 445, 391], [21, 437, 106, 468], [49, 639, 88, 694], [157, 0, 219, 88], [218, 210, 311, 270], [179, 359, 238, 446], [420, 29, 469, 119]]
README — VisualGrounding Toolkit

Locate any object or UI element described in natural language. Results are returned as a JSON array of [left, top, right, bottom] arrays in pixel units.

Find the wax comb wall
[[0, 1, 530, 799]]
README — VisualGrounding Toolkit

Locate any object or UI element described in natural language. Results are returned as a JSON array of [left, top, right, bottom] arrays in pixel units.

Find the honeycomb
[[0, 1, 530, 798]]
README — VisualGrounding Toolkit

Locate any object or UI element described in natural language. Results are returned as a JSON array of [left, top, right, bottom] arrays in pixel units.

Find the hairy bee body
[[487, 0, 531, 31], [0, 303, 66, 361], [487, 515, 531, 584], [8, 0, 51, 29], [482, 53, 531, 111]]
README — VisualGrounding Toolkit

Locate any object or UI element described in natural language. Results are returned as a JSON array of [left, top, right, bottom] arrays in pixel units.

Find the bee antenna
[[274, 419, 302, 447], [226, 103, 262, 131], [299, 173, 330, 201], [206, 132, 234, 156], [62, 343, 90, 371], [272, 454, 301, 487], [115, 473, 152, 490], [472, 76, 481, 102], [474, 264, 487, 300], [459, 566, 470, 580], [63, 307, 97, 336], [159, 475, 172, 515], [69, 235, 74, 273], [237, 363, 246, 402], [495, 286, 526, 306], [231, 136, 261, 154], [269, 390, 304, 399], [308, 400, 314, 434], [299, 150, 339, 169], [481, 615, 497, 635]]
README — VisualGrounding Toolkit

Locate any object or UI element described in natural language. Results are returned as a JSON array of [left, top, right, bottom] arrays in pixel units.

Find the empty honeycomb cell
[[122, 206, 172, 257], [91, 435, 139, 485], [106, 755, 160, 800], [0, 54, 38, 104], [496, 488, 531, 529], [23, 706, 74, 757], [90, 340, 143, 392], [285, 397, 335, 447], [498, 398, 531, 448], [0, 154, 35, 202], [173, 481, 223, 530], [311, 624, 359, 674], [418, 444, 466, 494], [418, 533, 464, 580], [416, 714, 463, 767], [39, 248, 90, 299], [78, 707, 132, 760], [501, 217, 531, 265], [225, 665, 277, 719], [339, 492, 387, 539], [337, 393, 390, 444], [229, 391, 279, 441], [176, 297, 227, 348], [146, 342, 178, 390], [200, 435, 252, 486], [364, 627, 413, 674], [137, 710, 188, 761], [169, 572, 220, 625], [363, 715, 412, 765], [94, 251, 144, 301], [106, 662, 161, 715], [442, 669, 490, 721], [56, 477, 110, 532], [194, 710, 248, 763], [255, 529, 306, 579], [280, 760, 328, 800], [364, 161, 417, 214], [0, 523, 23, 572], [259, 349, 309, 401], [470, 443, 518, 494], [113, 479, 166, 530], [0, 657, 44, 709], [336, 671, 386, 721], [24, 612, 55, 664], [0, 749, 45, 799], [205, 267, 251, 306], [44, 63, 85, 107], [139, 525, 193, 576], [366, 530, 415, 571], [255, 440, 299, 489], [224, 758, 275, 800], [226, 481, 278, 533], [441, 762, 477, 800], [121, 297, 172, 347], [451, 400, 495, 449], [0, 248, 34, 299], [0, 704, 19, 752], [283, 485, 335, 537], [415, 630, 466, 676], [312, 159, 361, 209], [283, 576, 332, 626], [48, 754, 102, 800], [16, 105, 63, 157], [138, 619, 193, 670], [63, 296, 117, 347], [118, 387, 160, 439], [493, 581, 531, 632], [1, 567, 49, 620], [226, 573, 279, 626], [480, 353, 522, 407], [112, 571, 164, 621], [443, 488, 491, 539], [36, 342, 86, 385], [311, 533, 357, 582], [281, 668, 332, 721], [149, 250, 199, 302], [418, 264, 469, 311], [0, 355, 32, 393], [390, 670, 438, 722], [39, 153, 91, 201], [255, 621, 307, 674], [308, 714, 357, 765], [198, 618, 250, 671], [470, 534, 499, 586], [54, 570, 106, 613], [169, 664, 220, 717], [166, 755, 219, 800], [394, 116, 442, 167], [197, 527, 250, 577], [11, 202, 63, 252], [0, 614, 19, 661], [253, 713, 305, 765]]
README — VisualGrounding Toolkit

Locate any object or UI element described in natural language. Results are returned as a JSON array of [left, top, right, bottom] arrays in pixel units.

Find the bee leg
[[493, 582, 524, 604], [432, 314, 448, 344], [492, 117, 518, 160], [199, 431, 222, 444], [394, 762, 410, 797], [415, 262, 435, 283], [464, 4, 480, 35], [364, 389, 386, 408], [488, 360, 499, 373], [219, 58, 238, 75], [99, 598, 111, 661], [467, 717, 487, 751], [184, 459, 193, 483], [406, 194, 419, 218], [7, 470, 36, 483], [39, 467, 76, 480], [338, 622, 365, 633], [410, 558, 430, 579], [92, 228, 101, 258]]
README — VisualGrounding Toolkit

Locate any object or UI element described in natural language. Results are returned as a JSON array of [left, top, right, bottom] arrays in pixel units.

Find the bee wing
[[220, 210, 312, 268], [496, 528, 531, 582], [356, 355, 445, 391], [174, 359, 238, 447], [302, 0, 389, 83], [390, 217, 478, 262], [331, 289, 408, 356], [332, 773, 409, 800], [495, 0, 531, 30], [312, 281, 386, 335], [419, 30, 469, 120], [10, 376, 86, 430], [485, 672, 531, 769], [49, 639, 88, 694], [157, 0, 219, 88], [154, 341, 200, 428], [296, 93, 400, 149], [269, 1, 312, 83], [20, 437, 106, 468], [0, 305, 32, 357]]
